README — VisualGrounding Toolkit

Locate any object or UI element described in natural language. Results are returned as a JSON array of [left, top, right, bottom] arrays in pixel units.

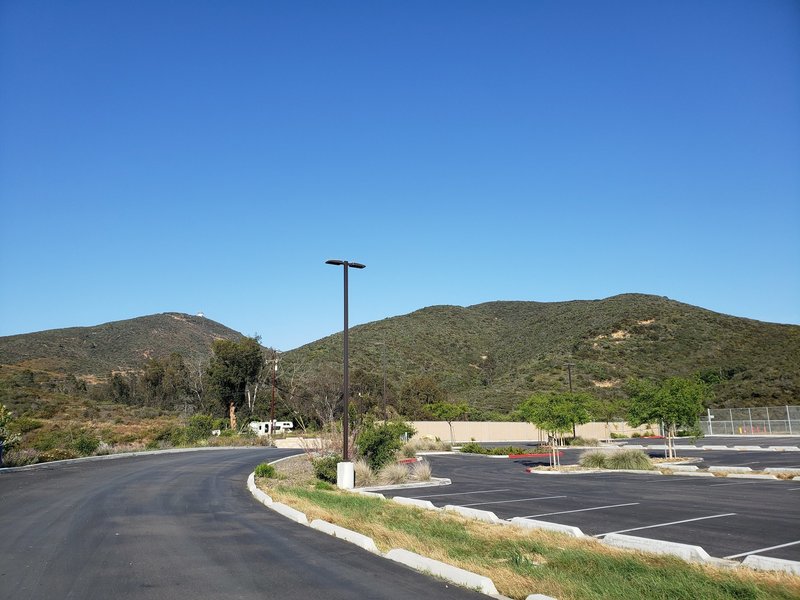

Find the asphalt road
[[389, 454, 800, 562], [0, 449, 486, 600]]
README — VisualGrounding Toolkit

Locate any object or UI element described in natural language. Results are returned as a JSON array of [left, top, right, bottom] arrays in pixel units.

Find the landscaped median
[[251, 455, 800, 600]]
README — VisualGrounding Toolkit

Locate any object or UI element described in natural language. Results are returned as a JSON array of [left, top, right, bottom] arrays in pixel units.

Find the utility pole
[[565, 362, 575, 393], [270, 350, 278, 443]]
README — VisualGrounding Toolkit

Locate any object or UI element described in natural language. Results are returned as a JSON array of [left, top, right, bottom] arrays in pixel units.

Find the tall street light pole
[[326, 259, 365, 462]]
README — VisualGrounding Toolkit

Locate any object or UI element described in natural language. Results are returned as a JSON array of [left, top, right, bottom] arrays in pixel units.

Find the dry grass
[[378, 462, 408, 484], [410, 460, 432, 481], [257, 481, 800, 600], [254, 457, 800, 600], [354, 458, 377, 486]]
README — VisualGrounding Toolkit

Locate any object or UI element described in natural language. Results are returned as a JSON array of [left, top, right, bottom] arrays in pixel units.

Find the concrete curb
[[384, 548, 499, 596], [357, 476, 451, 493], [742, 555, 800, 576], [764, 468, 800, 475], [392, 496, 439, 511], [725, 474, 779, 480], [673, 471, 715, 477], [709, 466, 753, 473], [769, 446, 800, 452], [269, 502, 309, 525], [526, 595, 558, 600], [660, 464, 699, 472], [602, 533, 716, 564], [310, 519, 380, 553], [444, 505, 503, 524], [247, 472, 274, 506], [348, 490, 386, 499], [510, 517, 585, 537]]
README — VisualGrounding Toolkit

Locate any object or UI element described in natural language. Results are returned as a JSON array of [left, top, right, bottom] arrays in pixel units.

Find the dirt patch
[[592, 379, 621, 388], [637, 318, 655, 325]]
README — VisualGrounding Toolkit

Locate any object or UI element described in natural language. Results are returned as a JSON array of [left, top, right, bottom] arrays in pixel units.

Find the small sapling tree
[[626, 377, 710, 459]]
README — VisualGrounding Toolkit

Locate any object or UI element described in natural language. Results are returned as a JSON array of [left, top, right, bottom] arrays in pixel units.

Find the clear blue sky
[[1, 0, 798, 350]]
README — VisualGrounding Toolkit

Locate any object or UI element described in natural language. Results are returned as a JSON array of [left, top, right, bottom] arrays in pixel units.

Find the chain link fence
[[699, 406, 800, 436]]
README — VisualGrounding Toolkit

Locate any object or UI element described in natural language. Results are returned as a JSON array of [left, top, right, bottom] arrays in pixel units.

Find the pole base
[[337, 461, 355, 489]]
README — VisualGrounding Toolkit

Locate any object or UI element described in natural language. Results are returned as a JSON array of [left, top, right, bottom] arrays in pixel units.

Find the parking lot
[[387, 451, 800, 563]]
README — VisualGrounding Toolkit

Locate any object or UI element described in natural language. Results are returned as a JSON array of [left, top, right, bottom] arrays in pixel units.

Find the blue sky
[[1, 0, 798, 350]]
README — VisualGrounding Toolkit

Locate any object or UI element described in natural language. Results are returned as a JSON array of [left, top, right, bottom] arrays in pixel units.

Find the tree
[[399, 375, 445, 419], [518, 393, 592, 465], [626, 377, 710, 459], [207, 337, 264, 430], [426, 401, 469, 446]]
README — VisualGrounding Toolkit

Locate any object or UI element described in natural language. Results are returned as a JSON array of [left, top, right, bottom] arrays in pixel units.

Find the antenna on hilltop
[[196, 311, 205, 318]]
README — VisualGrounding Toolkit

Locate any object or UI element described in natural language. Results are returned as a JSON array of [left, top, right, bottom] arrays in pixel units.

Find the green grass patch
[[265, 483, 799, 600]]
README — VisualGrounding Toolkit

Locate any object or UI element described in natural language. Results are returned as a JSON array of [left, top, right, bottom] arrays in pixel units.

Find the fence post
[[767, 407, 772, 434], [788, 406, 793, 435], [707, 408, 713, 435], [730, 408, 734, 435], [748, 408, 753, 435]]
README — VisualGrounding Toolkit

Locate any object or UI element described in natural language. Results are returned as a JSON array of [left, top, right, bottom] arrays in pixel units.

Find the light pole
[[325, 259, 365, 464]]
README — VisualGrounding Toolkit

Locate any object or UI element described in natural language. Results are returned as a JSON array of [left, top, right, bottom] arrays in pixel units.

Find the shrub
[[356, 423, 406, 470], [631, 432, 642, 438], [459, 442, 485, 454], [10, 417, 43, 435], [72, 431, 100, 456], [184, 414, 214, 442], [254, 463, 276, 478], [378, 462, 408, 484], [579, 450, 609, 468], [569, 437, 600, 446], [38, 448, 79, 462], [312, 454, 341, 484], [606, 449, 652, 470], [609, 432, 626, 439], [354, 458, 377, 486], [2, 448, 40, 467], [411, 460, 432, 481]]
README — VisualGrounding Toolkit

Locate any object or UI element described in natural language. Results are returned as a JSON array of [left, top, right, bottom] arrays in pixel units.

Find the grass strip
[[258, 473, 800, 599]]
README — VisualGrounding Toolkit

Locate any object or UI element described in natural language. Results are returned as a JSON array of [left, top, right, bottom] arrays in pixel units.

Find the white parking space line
[[594, 513, 737, 537], [709, 480, 775, 487], [410, 488, 511, 499], [459, 495, 566, 508], [725, 540, 800, 559], [517, 502, 639, 519], [787, 488, 800, 491]]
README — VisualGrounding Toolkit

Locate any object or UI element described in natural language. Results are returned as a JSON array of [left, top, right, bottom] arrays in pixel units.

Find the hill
[[282, 294, 800, 411], [0, 313, 245, 378]]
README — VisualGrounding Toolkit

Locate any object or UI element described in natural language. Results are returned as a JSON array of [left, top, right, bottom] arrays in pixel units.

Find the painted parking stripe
[[594, 513, 737, 537], [459, 495, 566, 508], [725, 540, 800, 560], [517, 502, 639, 519], [709, 480, 774, 487], [410, 488, 511, 499]]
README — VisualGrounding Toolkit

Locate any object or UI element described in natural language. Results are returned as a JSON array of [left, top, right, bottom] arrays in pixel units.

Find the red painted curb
[[397, 457, 420, 464]]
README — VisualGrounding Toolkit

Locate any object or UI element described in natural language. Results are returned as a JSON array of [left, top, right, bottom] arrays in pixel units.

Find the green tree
[[399, 375, 445, 419], [518, 393, 592, 465], [426, 401, 469, 446], [626, 377, 711, 459], [207, 337, 264, 430]]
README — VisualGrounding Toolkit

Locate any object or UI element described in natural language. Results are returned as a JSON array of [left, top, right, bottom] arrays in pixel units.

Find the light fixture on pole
[[325, 259, 365, 474]]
